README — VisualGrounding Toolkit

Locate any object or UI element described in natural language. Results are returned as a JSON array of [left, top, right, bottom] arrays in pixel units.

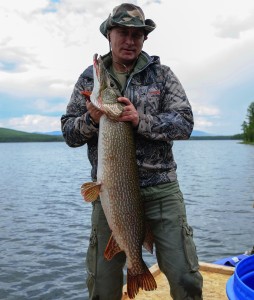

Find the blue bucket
[[226, 255, 254, 299]]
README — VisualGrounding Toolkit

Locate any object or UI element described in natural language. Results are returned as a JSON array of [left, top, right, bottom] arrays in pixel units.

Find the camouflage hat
[[100, 3, 156, 38]]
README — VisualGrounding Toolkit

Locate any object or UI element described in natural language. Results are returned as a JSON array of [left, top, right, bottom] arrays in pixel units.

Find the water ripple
[[0, 141, 254, 299]]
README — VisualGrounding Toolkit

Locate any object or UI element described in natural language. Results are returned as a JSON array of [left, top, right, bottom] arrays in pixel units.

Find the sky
[[0, 0, 254, 135]]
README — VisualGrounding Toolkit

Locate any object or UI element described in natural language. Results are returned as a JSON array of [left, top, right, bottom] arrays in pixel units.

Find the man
[[61, 3, 203, 300]]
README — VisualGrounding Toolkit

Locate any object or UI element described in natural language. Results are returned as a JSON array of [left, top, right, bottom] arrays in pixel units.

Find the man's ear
[[144, 35, 148, 41]]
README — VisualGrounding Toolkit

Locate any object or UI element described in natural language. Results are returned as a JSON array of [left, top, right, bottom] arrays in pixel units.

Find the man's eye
[[118, 30, 127, 36], [133, 34, 143, 39], [116, 30, 143, 39]]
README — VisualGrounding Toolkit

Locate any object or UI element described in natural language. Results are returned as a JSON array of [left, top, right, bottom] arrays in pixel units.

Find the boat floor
[[122, 262, 234, 300]]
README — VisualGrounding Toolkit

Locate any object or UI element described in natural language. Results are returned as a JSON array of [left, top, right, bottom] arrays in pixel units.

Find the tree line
[[242, 102, 254, 143]]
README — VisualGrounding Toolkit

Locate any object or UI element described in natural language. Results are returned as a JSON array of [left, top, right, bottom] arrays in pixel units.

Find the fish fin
[[104, 234, 123, 260], [81, 90, 92, 100], [80, 182, 101, 202], [81, 90, 103, 112], [127, 262, 157, 299], [143, 222, 154, 254]]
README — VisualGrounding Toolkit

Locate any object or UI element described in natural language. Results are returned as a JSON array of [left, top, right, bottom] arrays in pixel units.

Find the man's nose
[[125, 34, 135, 44]]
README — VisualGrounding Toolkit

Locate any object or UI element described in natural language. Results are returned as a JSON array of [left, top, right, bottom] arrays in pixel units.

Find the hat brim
[[100, 18, 156, 38]]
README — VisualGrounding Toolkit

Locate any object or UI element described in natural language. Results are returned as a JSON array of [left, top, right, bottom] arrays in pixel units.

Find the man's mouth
[[122, 49, 135, 54]]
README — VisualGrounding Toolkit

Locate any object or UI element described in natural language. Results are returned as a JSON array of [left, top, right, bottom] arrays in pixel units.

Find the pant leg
[[141, 181, 203, 300], [86, 200, 126, 300]]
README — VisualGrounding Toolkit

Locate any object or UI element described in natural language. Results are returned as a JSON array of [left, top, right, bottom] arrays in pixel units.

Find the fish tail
[[127, 262, 157, 299]]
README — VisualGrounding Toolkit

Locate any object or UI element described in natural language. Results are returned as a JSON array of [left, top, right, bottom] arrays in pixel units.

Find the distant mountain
[[0, 128, 64, 143], [42, 130, 209, 137], [44, 129, 230, 138], [1, 127, 241, 143], [41, 131, 62, 136], [191, 130, 212, 137]]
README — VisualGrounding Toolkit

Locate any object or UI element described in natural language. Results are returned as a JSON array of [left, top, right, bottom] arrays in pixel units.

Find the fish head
[[100, 88, 124, 121], [97, 55, 125, 121], [83, 54, 125, 121], [89, 54, 103, 110]]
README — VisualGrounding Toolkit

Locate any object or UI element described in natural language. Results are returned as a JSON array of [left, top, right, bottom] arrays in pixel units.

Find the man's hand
[[117, 97, 139, 128], [86, 100, 103, 124]]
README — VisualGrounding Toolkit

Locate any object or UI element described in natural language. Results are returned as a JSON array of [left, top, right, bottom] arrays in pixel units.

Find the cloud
[[33, 98, 66, 113], [213, 9, 254, 39], [0, 114, 61, 132], [0, 0, 120, 99], [194, 117, 214, 129], [192, 103, 220, 117], [1, 0, 254, 134], [0, 44, 40, 73], [0, 73, 74, 99]]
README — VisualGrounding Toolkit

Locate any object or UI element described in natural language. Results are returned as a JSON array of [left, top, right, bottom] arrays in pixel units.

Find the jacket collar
[[101, 51, 156, 73]]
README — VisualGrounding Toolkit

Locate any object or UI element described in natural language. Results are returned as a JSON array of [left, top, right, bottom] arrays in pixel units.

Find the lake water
[[0, 140, 253, 299]]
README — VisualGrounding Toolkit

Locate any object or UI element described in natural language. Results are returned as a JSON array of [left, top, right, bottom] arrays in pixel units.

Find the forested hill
[[0, 128, 64, 143], [0, 127, 242, 143]]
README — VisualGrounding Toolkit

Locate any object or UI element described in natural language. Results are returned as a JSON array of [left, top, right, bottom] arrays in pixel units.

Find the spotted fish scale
[[81, 54, 157, 299]]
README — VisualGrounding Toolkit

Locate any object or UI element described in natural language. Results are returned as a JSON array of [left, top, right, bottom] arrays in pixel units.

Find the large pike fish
[[80, 54, 157, 299]]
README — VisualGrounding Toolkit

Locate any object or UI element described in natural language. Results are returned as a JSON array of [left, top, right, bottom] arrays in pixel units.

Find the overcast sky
[[0, 0, 254, 134]]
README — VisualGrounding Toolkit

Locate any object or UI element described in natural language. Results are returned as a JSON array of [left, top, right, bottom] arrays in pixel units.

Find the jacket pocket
[[182, 221, 199, 272]]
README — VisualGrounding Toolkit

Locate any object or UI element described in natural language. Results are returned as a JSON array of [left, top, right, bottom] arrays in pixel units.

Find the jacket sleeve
[[61, 67, 99, 147], [137, 66, 194, 142]]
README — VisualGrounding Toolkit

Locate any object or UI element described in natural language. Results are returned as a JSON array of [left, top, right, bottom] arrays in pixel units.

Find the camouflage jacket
[[61, 51, 194, 187]]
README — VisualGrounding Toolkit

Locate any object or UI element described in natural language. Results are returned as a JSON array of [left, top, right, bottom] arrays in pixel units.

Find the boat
[[122, 262, 235, 300]]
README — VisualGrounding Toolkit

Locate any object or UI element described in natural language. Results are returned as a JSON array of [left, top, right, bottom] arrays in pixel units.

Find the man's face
[[109, 27, 146, 66]]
